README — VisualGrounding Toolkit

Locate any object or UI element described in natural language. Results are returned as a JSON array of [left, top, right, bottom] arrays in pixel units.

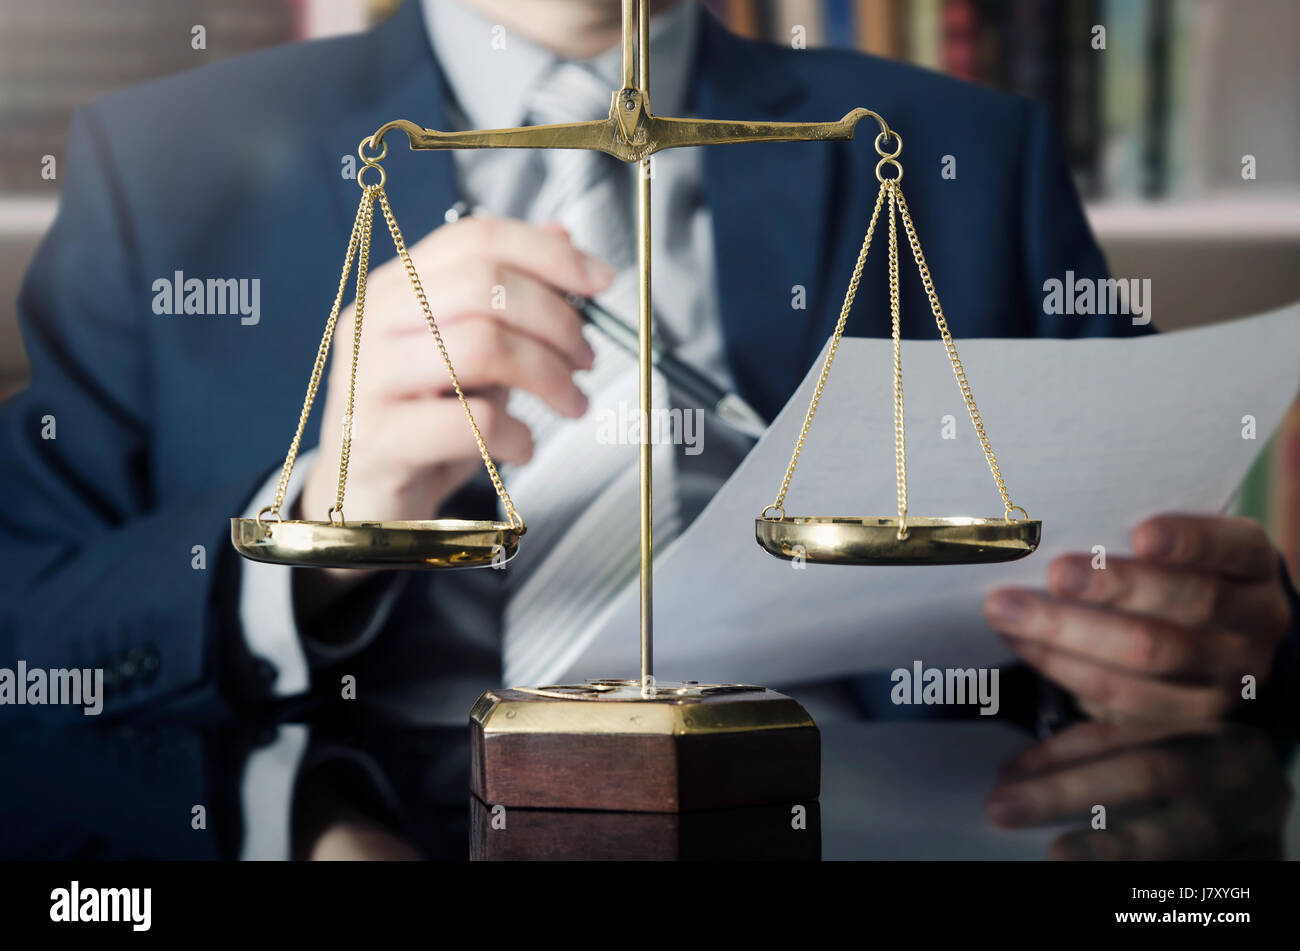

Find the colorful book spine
[[939, 0, 981, 82], [1274, 400, 1300, 586], [1063, 0, 1102, 197], [774, 0, 826, 48], [824, 0, 856, 48], [1141, 0, 1173, 197], [909, 0, 943, 70], [1099, 0, 1148, 198], [856, 0, 908, 60]]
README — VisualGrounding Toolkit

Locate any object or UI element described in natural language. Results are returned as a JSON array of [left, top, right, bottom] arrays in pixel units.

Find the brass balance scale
[[231, 0, 1039, 813]]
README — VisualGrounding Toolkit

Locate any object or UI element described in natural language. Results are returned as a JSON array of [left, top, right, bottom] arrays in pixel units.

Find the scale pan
[[755, 515, 1040, 566], [230, 518, 520, 570]]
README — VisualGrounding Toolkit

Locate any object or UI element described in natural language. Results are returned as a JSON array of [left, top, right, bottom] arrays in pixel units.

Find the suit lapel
[[694, 10, 839, 421], [319, 0, 459, 269]]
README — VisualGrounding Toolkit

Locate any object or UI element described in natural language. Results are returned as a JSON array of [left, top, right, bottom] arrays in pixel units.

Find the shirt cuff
[[238, 723, 310, 861], [237, 452, 316, 697], [237, 450, 408, 695]]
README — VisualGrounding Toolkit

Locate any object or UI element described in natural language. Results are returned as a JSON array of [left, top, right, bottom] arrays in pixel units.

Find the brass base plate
[[755, 515, 1041, 565], [471, 679, 814, 736], [230, 517, 519, 569]]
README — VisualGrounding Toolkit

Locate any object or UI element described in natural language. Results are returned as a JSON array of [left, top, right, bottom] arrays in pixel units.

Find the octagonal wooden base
[[468, 681, 820, 813], [470, 799, 821, 860]]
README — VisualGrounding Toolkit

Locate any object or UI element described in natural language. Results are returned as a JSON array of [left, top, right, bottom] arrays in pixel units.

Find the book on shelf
[[702, 0, 1299, 203]]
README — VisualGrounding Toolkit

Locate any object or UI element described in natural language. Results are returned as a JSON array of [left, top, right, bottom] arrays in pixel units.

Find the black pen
[[445, 202, 767, 440]]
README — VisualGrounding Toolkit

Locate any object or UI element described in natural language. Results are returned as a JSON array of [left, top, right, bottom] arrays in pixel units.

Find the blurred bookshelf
[[0, 0, 294, 196], [708, 1, 1300, 199], [708, 0, 1300, 321], [0, 0, 1296, 572]]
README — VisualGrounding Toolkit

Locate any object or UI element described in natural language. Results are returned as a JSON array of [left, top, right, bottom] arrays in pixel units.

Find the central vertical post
[[629, 0, 654, 692], [464, 0, 825, 824]]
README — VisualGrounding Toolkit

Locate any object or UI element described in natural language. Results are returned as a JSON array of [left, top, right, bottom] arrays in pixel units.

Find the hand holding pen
[[445, 202, 767, 440], [297, 205, 611, 594]]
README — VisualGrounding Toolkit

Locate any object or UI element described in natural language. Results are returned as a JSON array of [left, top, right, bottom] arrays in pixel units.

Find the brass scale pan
[[754, 515, 1041, 566], [230, 145, 524, 573], [748, 131, 1042, 569], [232, 517, 520, 570]]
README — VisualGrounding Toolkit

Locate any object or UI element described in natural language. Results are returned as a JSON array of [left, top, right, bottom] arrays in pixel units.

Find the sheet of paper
[[537, 303, 1300, 687]]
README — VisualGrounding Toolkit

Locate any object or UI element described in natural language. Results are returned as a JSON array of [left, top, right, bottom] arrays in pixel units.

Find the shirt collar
[[423, 0, 699, 130]]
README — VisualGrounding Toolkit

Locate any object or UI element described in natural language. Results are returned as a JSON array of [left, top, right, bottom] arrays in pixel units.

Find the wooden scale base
[[470, 799, 821, 861], [469, 680, 820, 813]]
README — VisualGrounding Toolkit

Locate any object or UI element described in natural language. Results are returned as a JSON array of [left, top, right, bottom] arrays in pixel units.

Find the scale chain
[[764, 179, 889, 519], [258, 168, 525, 534], [763, 152, 1027, 525], [887, 181, 908, 539], [374, 188, 524, 532], [331, 187, 376, 525], [259, 188, 370, 529], [894, 185, 1023, 521]]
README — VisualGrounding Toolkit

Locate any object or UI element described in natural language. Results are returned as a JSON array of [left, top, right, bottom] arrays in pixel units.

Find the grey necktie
[[500, 61, 681, 686]]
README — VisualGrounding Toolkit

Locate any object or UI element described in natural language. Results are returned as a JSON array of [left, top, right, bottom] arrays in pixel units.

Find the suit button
[[102, 656, 123, 694], [130, 645, 160, 684], [116, 654, 137, 684]]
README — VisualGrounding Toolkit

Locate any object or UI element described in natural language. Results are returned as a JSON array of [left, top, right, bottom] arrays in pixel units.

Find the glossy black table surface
[[2, 693, 1295, 861]]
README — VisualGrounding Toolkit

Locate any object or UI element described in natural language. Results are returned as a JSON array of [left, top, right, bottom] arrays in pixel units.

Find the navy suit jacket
[[0, 1, 1151, 718]]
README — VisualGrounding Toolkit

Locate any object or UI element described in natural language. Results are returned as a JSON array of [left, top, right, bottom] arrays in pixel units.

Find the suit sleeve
[[0, 107, 272, 717], [1016, 100, 1153, 340]]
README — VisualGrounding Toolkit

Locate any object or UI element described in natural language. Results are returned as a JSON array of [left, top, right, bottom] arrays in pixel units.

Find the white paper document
[[536, 304, 1300, 687]]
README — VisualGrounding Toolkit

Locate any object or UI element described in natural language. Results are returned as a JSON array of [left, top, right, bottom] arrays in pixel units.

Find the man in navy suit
[[0, 0, 1293, 723]]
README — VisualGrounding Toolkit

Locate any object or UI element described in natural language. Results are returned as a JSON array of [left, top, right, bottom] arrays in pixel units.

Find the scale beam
[[365, 105, 887, 165]]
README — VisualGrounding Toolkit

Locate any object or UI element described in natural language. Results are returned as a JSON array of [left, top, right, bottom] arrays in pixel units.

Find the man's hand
[[983, 514, 1293, 720], [298, 215, 611, 590], [985, 720, 1288, 859], [303, 215, 609, 525], [308, 818, 423, 861]]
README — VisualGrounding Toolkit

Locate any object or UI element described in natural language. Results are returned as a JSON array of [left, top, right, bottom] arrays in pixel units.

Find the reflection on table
[[2, 697, 1294, 861]]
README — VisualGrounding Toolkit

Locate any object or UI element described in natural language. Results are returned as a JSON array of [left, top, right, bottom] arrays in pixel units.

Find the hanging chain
[[374, 188, 525, 533], [257, 187, 371, 533], [893, 187, 1024, 522], [761, 179, 889, 519], [258, 141, 526, 535], [329, 187, 376, 526], [886, 182, 908, 539], [761, 128, 1027, 525]]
